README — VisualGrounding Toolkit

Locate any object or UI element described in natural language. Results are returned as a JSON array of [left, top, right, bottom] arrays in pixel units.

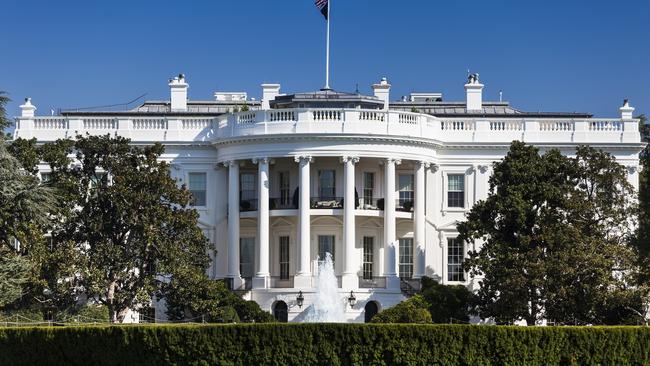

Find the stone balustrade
[[13, 108, 640, 144]]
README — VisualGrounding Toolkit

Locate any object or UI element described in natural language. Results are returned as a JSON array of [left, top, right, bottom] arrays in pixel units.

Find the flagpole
[[325, 0, 330, 90]]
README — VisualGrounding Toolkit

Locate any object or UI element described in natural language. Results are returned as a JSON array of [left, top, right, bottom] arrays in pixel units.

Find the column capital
[[222, 160, 241, 168], [471, 164, 489, 173], [340, 156, 360, 164], [417, 161, 432, 169], [293, 155, 313, 164], [429, 163, 440, 173], [384, 158, 401, 166], [252, 157, 270, 165], [626, 165, 639, 175]]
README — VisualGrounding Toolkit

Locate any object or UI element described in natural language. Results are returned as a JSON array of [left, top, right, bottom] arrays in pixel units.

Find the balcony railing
[[396, 199, 414, 212], [359, 276, 387, 289], [270, 276, 294, 288], [310, 196, 344, 209], [269, 197, 297, 210], [15, 108, 640, 145], [358, 197, 384, 210], [240, 199, 258, 212]]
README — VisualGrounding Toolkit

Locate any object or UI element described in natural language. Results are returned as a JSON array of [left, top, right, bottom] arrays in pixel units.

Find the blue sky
[[2, 0, 649, 118]]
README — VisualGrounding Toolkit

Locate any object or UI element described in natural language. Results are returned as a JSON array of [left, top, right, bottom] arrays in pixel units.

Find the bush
[[420, 277, 472, 323], [1, 324, 650, 365], [371, 295, 432, 324]]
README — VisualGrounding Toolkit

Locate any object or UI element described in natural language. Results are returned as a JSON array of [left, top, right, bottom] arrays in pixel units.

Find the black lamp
[[347, 291, 356, 308], [296, 290, 304, 308]]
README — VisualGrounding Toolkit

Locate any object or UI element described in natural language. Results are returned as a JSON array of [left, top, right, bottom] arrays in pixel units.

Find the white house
[[13, 73, 644, 323]]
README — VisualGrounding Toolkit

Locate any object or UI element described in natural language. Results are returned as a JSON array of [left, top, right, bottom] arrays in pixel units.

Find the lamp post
[[296, 291, 304, 308], [347, 291, 356, 309]]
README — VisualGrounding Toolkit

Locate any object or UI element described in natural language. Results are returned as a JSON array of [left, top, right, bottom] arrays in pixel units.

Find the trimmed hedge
[[1, 324, 650, 365]]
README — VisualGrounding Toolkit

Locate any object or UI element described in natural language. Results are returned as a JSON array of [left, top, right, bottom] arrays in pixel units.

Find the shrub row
[[1, 324, 649, 365]]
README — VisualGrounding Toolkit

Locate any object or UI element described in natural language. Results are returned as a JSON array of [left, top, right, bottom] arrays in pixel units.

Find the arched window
[[273, 301, 288, 323], [364, 301, 379, 323]]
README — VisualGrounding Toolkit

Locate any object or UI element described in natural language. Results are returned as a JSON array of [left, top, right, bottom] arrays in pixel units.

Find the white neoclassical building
[[13, 74, 644, 322]]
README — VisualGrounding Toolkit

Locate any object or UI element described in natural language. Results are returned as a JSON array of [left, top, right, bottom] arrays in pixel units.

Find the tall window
[[447, 174, 465, 208], [399, 238, 413, 279], [279, 172, 290, 206], [398, 174, 414, 209], [188, 172, 207, 206], [363, 237, 374, 279], [318, 170, 336, 199], [318, 235, 335, 264], [279, 236, 290, 280], [447, 238, 465, 282], [363, 172, 374, 205], [240, 237, 255, 278], [240, 172, 256, 202]]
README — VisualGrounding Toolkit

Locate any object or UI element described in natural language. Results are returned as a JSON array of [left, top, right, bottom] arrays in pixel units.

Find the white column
[[294, 155, 312, 288], [253, 157, 270, 289], [384, 158, 400, 289], [226, 161, 241, 289], [413, 161, 427, 279], [342, 156, 359, 288]]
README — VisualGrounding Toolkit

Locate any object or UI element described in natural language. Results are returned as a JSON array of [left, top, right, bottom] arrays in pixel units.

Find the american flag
[[315, 0, 328, 20]]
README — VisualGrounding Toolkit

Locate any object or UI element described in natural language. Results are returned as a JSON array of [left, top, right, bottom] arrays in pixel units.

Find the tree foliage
[[419, 277, 472, 323], [0, 92, 12, 135], [371, 295, 432, 323], [458, 141, 644, 325], [0, 249, 30, 308]]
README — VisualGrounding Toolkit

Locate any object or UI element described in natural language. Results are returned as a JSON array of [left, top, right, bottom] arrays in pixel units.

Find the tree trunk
[[107, 280, 117, 323]]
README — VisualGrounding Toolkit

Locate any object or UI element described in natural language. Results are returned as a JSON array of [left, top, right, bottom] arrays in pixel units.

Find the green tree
[[0, 91, 12, 136], [0, 249, 30, 308], [419, 277, 472, 323], [635, 115, 649, 257], [458, 142, 642, 325], [371, 295, 432, 324]]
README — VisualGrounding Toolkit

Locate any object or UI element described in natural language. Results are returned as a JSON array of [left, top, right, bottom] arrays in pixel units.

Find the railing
[[358, 197, 384, 210], [33, 117, 68, 130], [270, 276, 294, 288], [270, 197, 297, 210], [14, 108, 640, 144], [240, 199, 258, 212], [359, 276, 387, 289], [310, 196, 344, 209], [83, 118, 117, 130], [396, 199, 414, 212]]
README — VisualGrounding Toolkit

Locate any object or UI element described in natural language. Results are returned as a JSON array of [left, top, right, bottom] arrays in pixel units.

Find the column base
[[385, 275, 400, 290], [252, 275, 269, 289], [293, 274, 312, 288], [228, 276, 244, 290], [341, 273, 358, 289]]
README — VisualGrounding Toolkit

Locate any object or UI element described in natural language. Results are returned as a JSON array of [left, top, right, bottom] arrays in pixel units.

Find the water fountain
[[303, 252, 346, 322]]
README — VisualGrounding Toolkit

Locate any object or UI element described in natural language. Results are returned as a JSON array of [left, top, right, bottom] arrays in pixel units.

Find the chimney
[[372, 77, 391, 110], [261, 84, 281, 109], [620, 99, 635, 120], [465, 73, 484, 111], [169, 74, 189, 111], [20, 98, 36, 118]]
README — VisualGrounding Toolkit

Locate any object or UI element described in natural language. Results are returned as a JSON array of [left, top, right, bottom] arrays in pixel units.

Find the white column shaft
[[343, 157, 357, 277], [413, 161, 426, 278], [297, 157, 311, 277], [384, 159, 397, 277], [257, 158, 270, 277], [227, 162, 240, 278]]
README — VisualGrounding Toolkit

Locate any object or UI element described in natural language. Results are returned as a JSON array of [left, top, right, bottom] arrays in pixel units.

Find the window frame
[[398, 237, 414, 279], [279, 235, 290, 280], [187, 172, 208, 207], [442, 171, 468, 212], [318, 169, 336, 200], [362, 236, 374, 280], [446, 237, 465, 282]]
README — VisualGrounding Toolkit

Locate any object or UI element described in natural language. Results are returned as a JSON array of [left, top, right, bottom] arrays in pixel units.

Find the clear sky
[[2, 0, 649, 118]]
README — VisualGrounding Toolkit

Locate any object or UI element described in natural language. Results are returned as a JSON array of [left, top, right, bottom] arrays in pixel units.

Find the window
[[398, 174, 414, 210], [447, 174, 465, 208], [318, 235, 335, 264], [279, 236, 290, 280], [363, 172, 374, 205], [447, 238, 465, 282], [240, 172, 256, 202], [240, 237, 255, 278], [399, 238, 413, 279], [363, 237, 374, 279], [40, 172, 52, 184], [279, 172, 290, 206], [318, 170, 336, 199], [188, 172, 207, 206]]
